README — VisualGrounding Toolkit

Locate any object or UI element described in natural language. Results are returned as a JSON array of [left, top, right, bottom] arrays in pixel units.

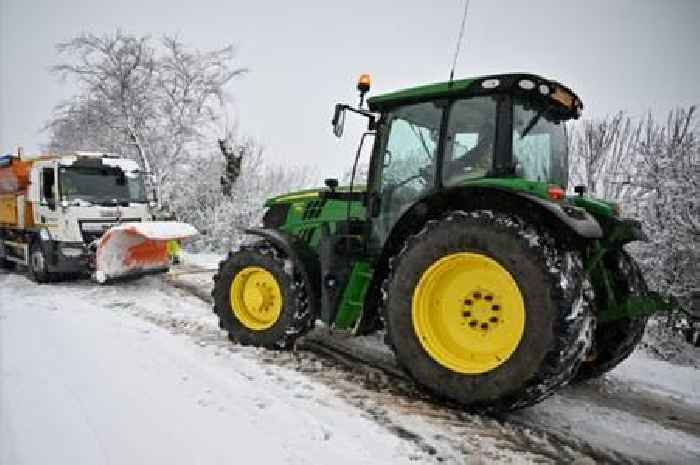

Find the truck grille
[[78, 218, 141, 244]]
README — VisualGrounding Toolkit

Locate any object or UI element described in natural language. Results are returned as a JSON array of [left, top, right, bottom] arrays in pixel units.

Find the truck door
[[34, 165, 58, 226]]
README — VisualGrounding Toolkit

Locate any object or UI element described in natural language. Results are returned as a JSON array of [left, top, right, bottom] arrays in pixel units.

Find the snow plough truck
[[0, 150, 196, 283], [212, 73, 699, 411]]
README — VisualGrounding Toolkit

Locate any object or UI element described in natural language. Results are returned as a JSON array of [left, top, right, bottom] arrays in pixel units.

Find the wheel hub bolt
[[492, 305, 500, 311], [463, 311, 471, 317], [464, 299, 473, 306], [484, 295, 493, 302], [489, 316, 498, 323], [469, 320, 478, 328], [473, 291, 482, 299], [480, 322, 489, 330]]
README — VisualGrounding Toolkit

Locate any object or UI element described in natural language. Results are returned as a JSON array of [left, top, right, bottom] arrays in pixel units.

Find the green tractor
[[213, 73, 672, 411]]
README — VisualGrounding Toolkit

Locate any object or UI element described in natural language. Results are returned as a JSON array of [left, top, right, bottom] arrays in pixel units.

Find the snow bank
[[109, 221, 198, 240]]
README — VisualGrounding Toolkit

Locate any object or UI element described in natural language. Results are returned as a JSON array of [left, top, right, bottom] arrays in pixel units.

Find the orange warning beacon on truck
[[0, 150, 197, 283]]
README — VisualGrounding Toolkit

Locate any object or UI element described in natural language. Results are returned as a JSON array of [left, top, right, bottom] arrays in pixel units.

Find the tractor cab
[[333, 73, 583, 247]]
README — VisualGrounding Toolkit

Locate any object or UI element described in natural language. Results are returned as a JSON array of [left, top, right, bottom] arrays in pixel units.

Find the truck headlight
[[39, 228, 52, 241]]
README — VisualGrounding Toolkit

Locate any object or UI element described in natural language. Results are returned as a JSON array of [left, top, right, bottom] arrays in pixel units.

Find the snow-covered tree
[[169, 141, 317, 251], [629, 107, 699, 301], [46, 30, 318, 251], [47, 30, 246, 196], [569, 107, 699, 302]]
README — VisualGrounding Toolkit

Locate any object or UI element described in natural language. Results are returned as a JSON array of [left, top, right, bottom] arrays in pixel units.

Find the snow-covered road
[[2, 264, 699, 465], [0, 272, 433, 465]]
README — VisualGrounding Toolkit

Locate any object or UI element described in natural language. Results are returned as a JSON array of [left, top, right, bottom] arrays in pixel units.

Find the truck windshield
[[59, 166, 147, 205], [512, 98, 569, 188]]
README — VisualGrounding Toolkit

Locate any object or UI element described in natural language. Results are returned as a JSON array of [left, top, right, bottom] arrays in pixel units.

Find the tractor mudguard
[[516, 193, 603, 239], [244, 228, 321, 317], [387, 187, 603, 248], [363, 187, 604, 330]]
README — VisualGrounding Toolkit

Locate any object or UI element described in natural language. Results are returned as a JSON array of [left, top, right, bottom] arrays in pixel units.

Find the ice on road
[[0, 273, 427, 465]]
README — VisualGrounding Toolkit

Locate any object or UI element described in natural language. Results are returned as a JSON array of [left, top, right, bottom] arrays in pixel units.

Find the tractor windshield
[[59, 166, 147, 206], [442, 96, 499, 186], [512, 99, 569, 187]]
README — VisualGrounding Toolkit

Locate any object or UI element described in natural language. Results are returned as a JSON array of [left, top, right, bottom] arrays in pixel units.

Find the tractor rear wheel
[[212, 243, 314, 349], [382, 210, 594, 411], [574, 251, 648, 382]]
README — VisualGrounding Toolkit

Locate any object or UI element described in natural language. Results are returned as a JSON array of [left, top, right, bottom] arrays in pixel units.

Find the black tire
[[29, 241, 51, 283], [0, 256, 15, 271], [212, 242, 315, 349], [0, 239, 15, 270], [382, 210, 595, 411], [574, 251, 648, 382]]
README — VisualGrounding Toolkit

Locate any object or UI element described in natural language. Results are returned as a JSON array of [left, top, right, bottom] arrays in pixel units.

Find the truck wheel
[[0, 239, 15, 270], [0, 248, 15, 270], [574, 251, 648, 382], [212, 243, 314, 349], [29, 242, 51, 283], [382, 210, 594, 411]]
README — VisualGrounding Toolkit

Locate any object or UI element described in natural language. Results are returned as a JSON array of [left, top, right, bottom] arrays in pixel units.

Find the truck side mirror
[[574, 185, 586, 197], [332, 104, 346, 138]]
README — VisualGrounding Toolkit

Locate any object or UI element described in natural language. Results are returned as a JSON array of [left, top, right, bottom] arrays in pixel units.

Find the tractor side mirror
[[332, 104, 346, 138], [324, 178, 339, 192], [574, 185, 586, 197]]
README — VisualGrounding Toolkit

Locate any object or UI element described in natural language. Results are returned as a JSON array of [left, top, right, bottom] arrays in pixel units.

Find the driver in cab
[[444, 121, 495, 186]]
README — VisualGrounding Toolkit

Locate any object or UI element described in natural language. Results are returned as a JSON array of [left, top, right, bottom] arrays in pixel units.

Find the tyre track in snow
[[163, 268, 649, 465], [5, 266, 696, 463], [141, 278, 582, 464]]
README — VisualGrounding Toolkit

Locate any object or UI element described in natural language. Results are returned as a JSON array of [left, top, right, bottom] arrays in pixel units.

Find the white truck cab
[[29, 153, 153, 246], [1, 151, 165, 281]]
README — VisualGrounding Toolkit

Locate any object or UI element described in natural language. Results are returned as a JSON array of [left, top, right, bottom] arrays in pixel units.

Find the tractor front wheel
[[574, 251, 648, 382], [212, 243, 314, 349], [382, 211, 594, 411]]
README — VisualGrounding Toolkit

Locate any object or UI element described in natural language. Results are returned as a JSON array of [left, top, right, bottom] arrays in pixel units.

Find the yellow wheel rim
[[412, 252, 525, 374], [230, 266, 283, 331]]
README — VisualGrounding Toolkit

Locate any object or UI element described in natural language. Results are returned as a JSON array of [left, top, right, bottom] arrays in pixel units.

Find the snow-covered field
[[2, 259, 699, 464]]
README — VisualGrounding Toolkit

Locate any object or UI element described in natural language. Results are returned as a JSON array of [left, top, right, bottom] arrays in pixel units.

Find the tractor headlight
[[518, 79, 535, 90]]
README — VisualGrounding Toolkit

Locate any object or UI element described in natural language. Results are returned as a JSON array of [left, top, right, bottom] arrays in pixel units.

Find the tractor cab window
[[442, 96, 498, 186], [378, 101, 442, 219], [373, 101, 442, 244], [512, 99, 568, 187]]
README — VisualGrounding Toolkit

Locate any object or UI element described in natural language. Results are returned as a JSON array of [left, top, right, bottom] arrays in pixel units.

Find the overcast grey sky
[[1, 0, 698, 178]]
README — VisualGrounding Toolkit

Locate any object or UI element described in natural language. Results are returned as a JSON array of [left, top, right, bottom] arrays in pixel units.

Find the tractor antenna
[[449, 0, 471, 87]]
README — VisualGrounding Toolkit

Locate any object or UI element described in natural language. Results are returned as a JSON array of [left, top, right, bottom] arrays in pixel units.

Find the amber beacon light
[[357, 74, 371, 93]]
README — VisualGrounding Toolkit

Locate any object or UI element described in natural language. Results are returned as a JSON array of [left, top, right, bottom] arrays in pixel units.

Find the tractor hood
[[571, 196, 619, 218], [265, 185, 366, 207]]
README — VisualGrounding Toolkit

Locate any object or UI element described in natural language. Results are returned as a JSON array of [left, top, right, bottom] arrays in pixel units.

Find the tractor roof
[[367, 73, 582, 116]]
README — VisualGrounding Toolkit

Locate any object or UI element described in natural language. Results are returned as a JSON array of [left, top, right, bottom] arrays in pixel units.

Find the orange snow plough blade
[[94, 221, 198, 283]]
